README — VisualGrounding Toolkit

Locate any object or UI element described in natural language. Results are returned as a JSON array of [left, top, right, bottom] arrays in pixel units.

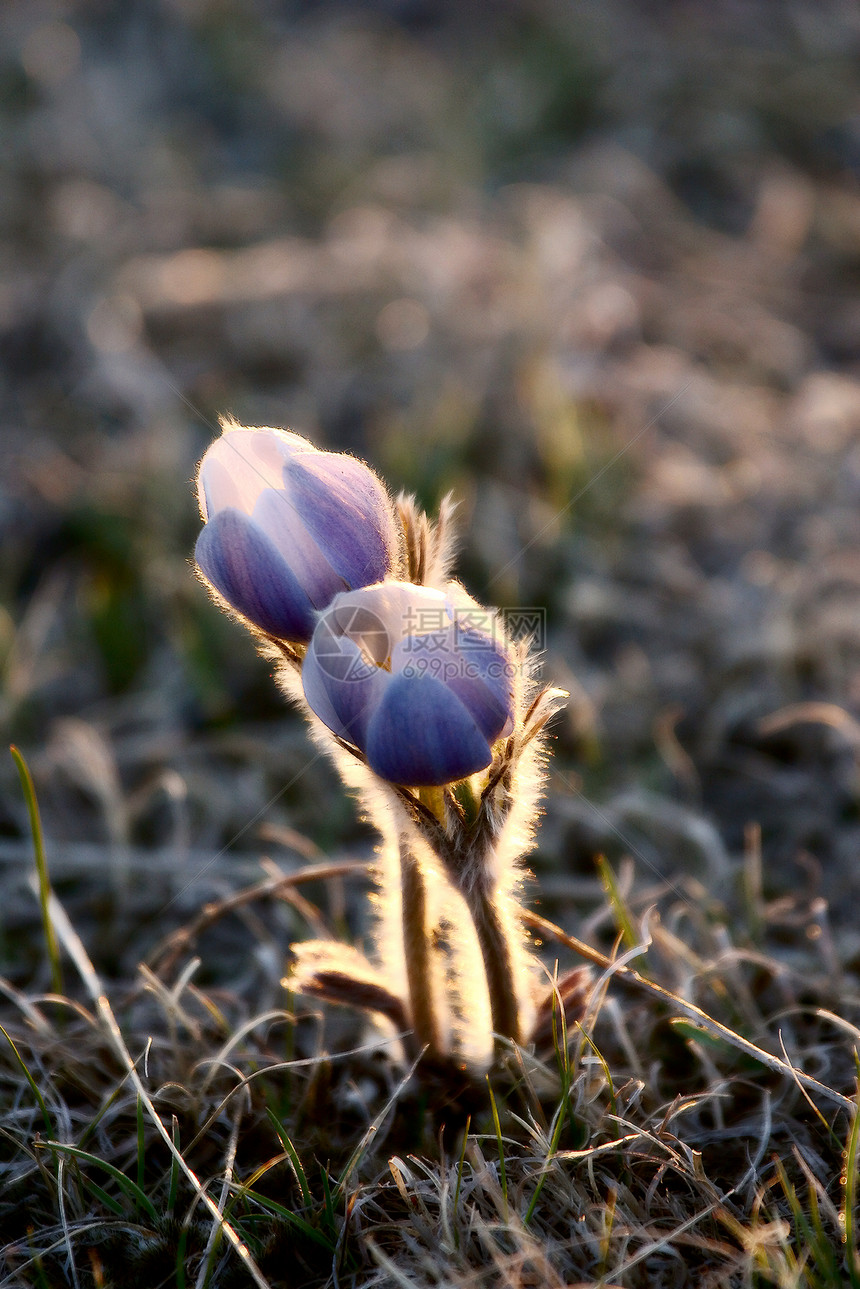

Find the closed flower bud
[[195, 422, 400, 643], [302, 581, 515, 787]]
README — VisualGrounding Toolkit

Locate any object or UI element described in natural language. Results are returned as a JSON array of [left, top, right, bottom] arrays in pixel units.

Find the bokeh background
[[4, 0, 860, 986]]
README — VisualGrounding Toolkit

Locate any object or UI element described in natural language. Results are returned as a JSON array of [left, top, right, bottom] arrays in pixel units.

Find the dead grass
[[1, 810, 858, 1287]]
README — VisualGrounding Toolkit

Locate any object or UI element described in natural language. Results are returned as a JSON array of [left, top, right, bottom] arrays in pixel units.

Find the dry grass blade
[[336, 1050, 425, 1201], [757, 702, 860, 741], [55, 1156, 81, 1289], [523, 909, 856, 1115], [610, 1202, 736, 1285], [43, 890, 274, 1289], [193, 1097, 245, 1289], [0, 1021, 56, 1141], [365, 1236, 419, 1288], [844, 1074, 860, 1287], [147, 858, 370, 976]]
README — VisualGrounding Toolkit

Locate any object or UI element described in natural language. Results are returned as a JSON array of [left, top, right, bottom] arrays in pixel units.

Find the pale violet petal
[[195, 507, 315, 641], [198, 428, 298, 520], [303, 627, 386, 745], [445, 669, 514, 743], [300, 643, 349, 738], [391, 627, 512, 742], [287, 453, 398, 589], [198, 451, 247, 520], [444, 625, 515, 740], [251, 487, 346, 610], [225, 427, 296, 490], [391, 626, 458, 678]]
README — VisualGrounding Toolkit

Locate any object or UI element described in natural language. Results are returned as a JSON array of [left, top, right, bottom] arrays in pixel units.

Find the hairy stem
[[468, 886, 521, 1049], [402, 783, 523, 1053], [399, 843, 441, 1059]]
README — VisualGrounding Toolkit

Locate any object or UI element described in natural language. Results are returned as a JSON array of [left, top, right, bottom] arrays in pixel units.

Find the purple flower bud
[[194, 424, 400, 642], [302, 582, 515, 787]]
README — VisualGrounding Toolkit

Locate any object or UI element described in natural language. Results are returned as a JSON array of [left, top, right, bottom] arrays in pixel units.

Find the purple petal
[[446, 671, 513, 744], [287, 453, 397, 589], [251, 487, 347, 610], [300, 645, 345, 736], [302, 628, 385, 745], [390, 623, 513, 744], [365, 673, 493, 786], [445, 627, 514, 741], [195, 508, 315, 641]]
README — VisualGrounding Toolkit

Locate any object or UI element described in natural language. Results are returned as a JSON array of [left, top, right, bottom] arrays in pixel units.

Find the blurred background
[[3, 0, 860, 983]]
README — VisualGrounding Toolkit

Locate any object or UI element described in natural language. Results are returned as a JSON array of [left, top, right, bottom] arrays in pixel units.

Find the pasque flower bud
[[302, 581, 514, 786], [195, 423, 400, 642]]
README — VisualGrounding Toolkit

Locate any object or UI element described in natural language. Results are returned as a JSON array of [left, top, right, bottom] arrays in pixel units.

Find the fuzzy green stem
[[468, 886, 521, 1049], [399, 844, 441, 1059]]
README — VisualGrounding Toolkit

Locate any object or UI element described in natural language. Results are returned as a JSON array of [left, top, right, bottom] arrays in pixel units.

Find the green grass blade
[[77, 1075, 132, 1151], [39, 1141, 159, 1223], [774, 1158, 827, 1289], [486, 1077, 508, 1216], [175, 1222, 188, 1289], [453, 1115, 470, 1222], [525, 1089, 569, 1227], [137, 1095, 146, 1194], [524, 1154, 551, 1228], [525, 986, 575, 1228], [0, 1023, 54, 1138], [553, 982, 571, 1088], [80, 1175, 127, 1219], [31, 1248, 51, 1289], [320, 1166, 336, 1237], [235, 1185, 336, 1252], [596, 854, 643, 965], [10, 745, 62, 995], [576, 1023, 616, 1118], [669, 1017, 742, 1053], [843, 1081, 860, 1288], [804, 1181, 841, 1282], [168, 1115, 181, 1213], [265, 1108, 312, 1209]]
